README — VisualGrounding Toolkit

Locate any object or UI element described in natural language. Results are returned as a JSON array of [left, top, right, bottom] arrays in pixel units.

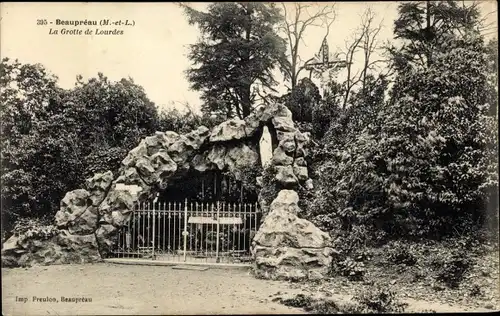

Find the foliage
[[433, 249, 472, 289], [328, 225, 378, 281], [311, 80, 343, 140], [235, 164, 262, 197], [0, 58, 60, 146], [309, 31, 497, 241], [281, 77, 321, 123], [181, 2, 288, 119], [386, 240, 418, 266], [277, 293, 313, 309], [1, 60, 166, 236], [11, 217, 59, 242], [390, 0, 481, 71], [157, 107, 221, 135], [258, 164, 280, 210], [276, 287, 407, 314], [336, 257, 366, 281], [352, 285, 408, 313]]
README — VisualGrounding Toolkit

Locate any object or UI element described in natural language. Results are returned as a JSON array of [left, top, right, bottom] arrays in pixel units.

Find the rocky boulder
[[225, 144, 260, 180], [67, 207, 99, 235], [252, 190, 334, 281], [253, 246, 336, 281], [98, 189, 138, 226], [1, 230, 101, 267], [210, 119, 257, 142], [95, 224, 118, 257], [85, 171, 113, 206], [54, 189, 92, 229]]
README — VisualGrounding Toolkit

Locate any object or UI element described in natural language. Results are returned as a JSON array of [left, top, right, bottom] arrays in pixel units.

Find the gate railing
[[111, 199, 262, 264]]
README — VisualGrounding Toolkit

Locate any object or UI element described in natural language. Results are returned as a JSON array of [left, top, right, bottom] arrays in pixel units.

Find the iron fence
[[111, 199, 262, 264]]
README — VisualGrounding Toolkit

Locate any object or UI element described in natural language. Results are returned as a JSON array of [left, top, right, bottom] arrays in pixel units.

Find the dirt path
[[2, 263, 305, 315]]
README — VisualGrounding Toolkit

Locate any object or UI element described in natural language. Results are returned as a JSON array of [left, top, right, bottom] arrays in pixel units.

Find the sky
[[1, 2, 497, 114]]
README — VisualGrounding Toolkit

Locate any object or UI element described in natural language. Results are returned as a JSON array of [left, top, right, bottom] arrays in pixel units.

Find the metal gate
[[111, 199, 262, 264]]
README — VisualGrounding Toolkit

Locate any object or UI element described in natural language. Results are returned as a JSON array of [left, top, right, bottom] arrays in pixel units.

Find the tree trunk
[[425, 0, 433, 67], [240, 85, 252, 118], [240, 3, 253, 118]]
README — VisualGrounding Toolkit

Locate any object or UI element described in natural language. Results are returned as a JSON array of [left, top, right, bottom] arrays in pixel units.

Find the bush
[[387, 241, 418, 266], [352, 285, 408, 313], [277, 293, 314, 309], [258, 164, 280, 209], [433, 250, 472, 288], [11, 217, 59, 242], [308, 34, 497, 242], [276, 288, 408, 314], [335, 257, 366, 281], [282, 78, 321, 123], [276, 294, 349, 314]]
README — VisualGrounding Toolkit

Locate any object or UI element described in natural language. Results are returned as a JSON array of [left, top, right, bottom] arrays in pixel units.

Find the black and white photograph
[[1, 1, 498, 314]]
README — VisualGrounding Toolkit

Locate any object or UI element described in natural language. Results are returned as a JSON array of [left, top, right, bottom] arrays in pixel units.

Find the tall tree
[[390, 0, 481, 71], [1, 63, 162, 234], [181, 3, 288, 119], [337, 8, 387, 110], [279, 3, 336, 90]]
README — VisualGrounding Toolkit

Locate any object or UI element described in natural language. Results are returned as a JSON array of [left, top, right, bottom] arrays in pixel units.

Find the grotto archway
[[3, 102, 335, 280]]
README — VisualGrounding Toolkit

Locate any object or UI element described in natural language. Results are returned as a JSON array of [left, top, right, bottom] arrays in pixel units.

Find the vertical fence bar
[[238, 202, 241, 256], [189, 202, 193, 253], [254, 202, 258, 247], [225, 202, 229, 262], [142, 204, 146, 249], [127, 211, 132, 257], [178, 201, 182, 261], [157, 205, 161, 258], [194, 203, 198, 257], [162, 202, 165, 257], [132, 211, 136, 258], [205, 203, 208, 258], [216, 201, 220, 262], [232, 202, 236, 259], [172, 202, 177, 257], [168, 202, 171, 258], [152, 201, 156, 259], [243, 203, 247, 253], [146, 202, 149, 251], [222, 201, 226, 262], [138, 205, 142, 248], [183, 198, 188, 262], [137, 206, 141, 256]]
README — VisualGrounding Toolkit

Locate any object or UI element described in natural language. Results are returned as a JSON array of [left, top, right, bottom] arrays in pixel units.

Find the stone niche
[[2, 102, 334, 280]]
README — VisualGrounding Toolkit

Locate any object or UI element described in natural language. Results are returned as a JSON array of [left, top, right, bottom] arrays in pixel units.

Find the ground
[[3, 246, 498, 316], [2, 263, 305, 315], [277, 240, 500, 314]]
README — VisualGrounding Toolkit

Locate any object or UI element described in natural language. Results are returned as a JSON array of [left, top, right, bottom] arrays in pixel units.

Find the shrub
[[276, 289, 408, 314], [235, 164, 262, 197], [469, 284, 482, 297], [329, 226, 376, 281], [352, 285, 408, 313], [310, 300, 341, 314], [336, 257, 366, 281], [387, 241, 418, 266], [278, 293, 314, 309], [282, 77, 321, 123], [258, 164, 280, 209], [11, 217, 59, 242], [309, 34, 497, 242], [276, 294, 348, 314], [433, 249, 472, 288]]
